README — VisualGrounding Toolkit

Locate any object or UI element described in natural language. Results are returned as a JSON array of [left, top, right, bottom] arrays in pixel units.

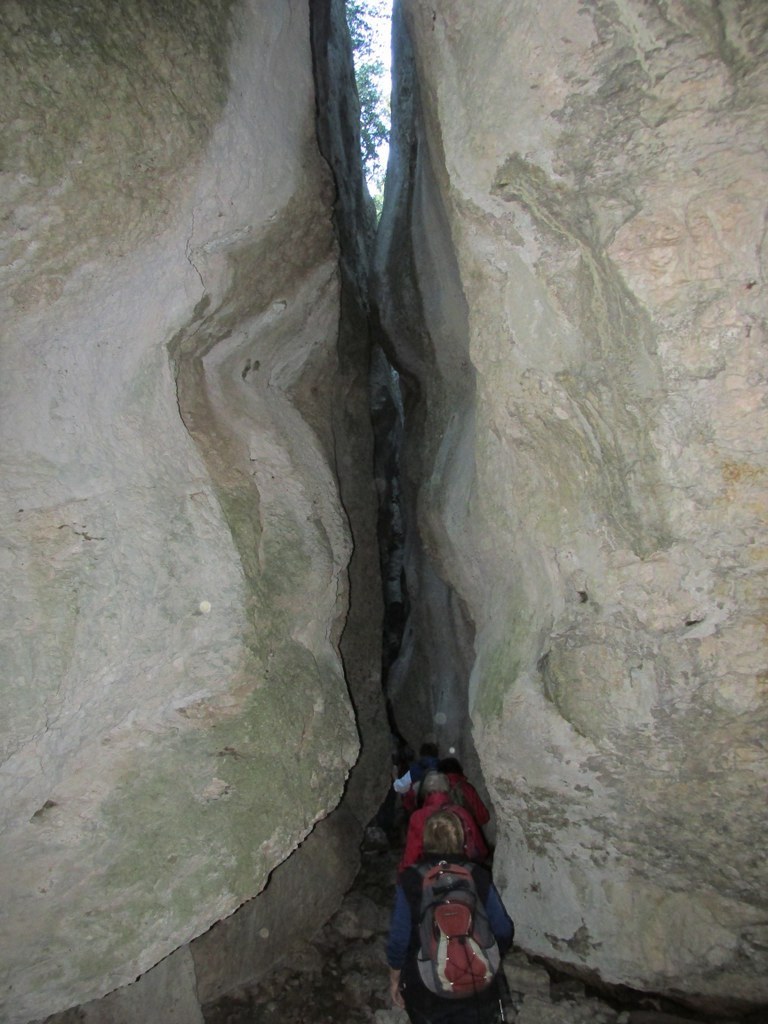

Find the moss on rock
[[1, 0, 236, 309]]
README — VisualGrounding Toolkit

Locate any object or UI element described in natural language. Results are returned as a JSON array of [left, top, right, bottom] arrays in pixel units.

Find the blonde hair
[[423, 810, 465, 856]]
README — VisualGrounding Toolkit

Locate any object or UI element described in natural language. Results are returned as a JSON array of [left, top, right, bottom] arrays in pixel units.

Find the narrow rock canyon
[[0, 2, 766, 1023]]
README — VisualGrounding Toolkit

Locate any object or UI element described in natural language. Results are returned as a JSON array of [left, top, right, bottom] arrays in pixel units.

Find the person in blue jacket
[[392, 741, 441, 803], [386, 810, 514, 1023]]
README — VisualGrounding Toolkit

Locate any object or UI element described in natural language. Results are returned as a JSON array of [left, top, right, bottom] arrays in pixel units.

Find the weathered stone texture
[[378, 0, 768, 1006], [1, 2, 382, 1022]]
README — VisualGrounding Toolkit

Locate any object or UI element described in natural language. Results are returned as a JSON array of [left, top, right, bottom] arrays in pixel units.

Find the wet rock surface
[[202, 829, 760, 1024]]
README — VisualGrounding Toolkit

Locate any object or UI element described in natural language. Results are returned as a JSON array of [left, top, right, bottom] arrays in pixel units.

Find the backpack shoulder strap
[[466, 862, 491, 901]]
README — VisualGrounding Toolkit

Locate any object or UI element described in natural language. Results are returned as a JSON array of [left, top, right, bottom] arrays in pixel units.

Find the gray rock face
[[4, 0, 767, 1016], [1, 1, 383, 1021], [377, 0, 768, 1008]]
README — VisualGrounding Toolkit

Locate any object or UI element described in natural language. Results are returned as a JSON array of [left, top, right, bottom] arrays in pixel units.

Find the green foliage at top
[[345, 0, 391, 204]]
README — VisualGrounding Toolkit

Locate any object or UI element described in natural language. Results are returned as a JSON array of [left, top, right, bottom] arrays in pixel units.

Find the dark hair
[[419, 742, 439, 759], [438, 757, 463, 775]]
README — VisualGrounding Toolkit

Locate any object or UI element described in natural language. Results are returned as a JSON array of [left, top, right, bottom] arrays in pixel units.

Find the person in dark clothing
[[387, 811, 514, 1024]]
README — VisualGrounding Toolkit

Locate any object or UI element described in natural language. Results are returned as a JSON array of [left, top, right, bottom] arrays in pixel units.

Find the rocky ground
[[202, 827, 765, 1024]]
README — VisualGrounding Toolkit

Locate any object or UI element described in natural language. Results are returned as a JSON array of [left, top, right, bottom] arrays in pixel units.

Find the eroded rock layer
[[377, 0, 768, 1008], [0, 2, 384, 1021]]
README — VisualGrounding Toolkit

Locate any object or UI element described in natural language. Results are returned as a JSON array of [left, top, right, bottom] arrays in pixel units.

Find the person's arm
[[392, 769, 412, 794], [398, 812, 423, 872], [401, 787, 418, 815], [386, 885, 411, 1008], [389, 967, 404, 1008], [485, 883, 515, 954], [462, 779, 491, 825], [456, 805, 489, 862]]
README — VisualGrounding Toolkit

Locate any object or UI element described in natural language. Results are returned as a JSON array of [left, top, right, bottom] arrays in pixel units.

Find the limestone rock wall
[[0, 2, 383, 1022], [372, 8, 480, 772], [377, 0, 768, 1008]]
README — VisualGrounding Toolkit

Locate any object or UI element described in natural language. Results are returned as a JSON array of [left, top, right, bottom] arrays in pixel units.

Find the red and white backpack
[[416, 861, 500, 998]]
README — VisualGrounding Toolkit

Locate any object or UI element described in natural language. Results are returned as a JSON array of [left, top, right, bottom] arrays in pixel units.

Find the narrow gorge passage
[[1, 2, 767, 1024], [196, 2, 768, 1024]]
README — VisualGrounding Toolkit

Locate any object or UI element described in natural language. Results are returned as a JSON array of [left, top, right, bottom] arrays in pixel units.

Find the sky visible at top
[[370, 1, 393, 78], [365, 1, 393, 192]]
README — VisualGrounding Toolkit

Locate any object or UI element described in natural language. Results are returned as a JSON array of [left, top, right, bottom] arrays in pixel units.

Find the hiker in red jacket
[[438, 756, 491, 827], [398, 772, 489, 874]]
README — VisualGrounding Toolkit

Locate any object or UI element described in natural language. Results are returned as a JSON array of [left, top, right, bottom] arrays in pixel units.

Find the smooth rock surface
[[1, 1, 383, 1021], [376, 0, 768, 1008]]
